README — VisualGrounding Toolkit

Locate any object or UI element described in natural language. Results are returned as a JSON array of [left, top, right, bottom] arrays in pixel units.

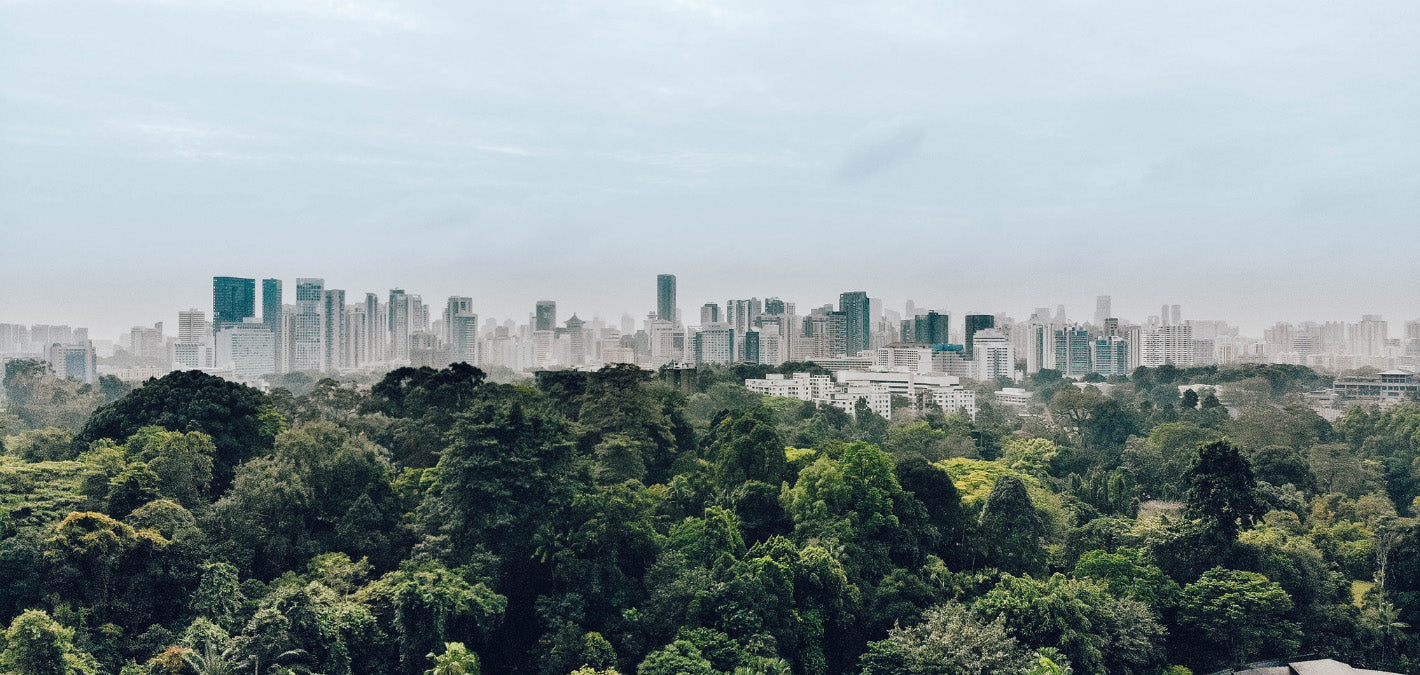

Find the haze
[[1, 0, 1417, 337]]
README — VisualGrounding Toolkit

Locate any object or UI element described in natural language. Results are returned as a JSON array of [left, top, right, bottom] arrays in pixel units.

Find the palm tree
[[182, 640, 238, 675]]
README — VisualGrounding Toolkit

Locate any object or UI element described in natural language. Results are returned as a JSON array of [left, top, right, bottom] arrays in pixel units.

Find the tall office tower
[[972, 328, 1015, 381], [449, 306, 479, 365], [742, 330, 760, 364], [764, 297, 787, 315], [565, 315, 586, 365], [726, 298, 762, 334], [656, 274, 677, 323], [692, 322, 735, 365], [263, 279, 282, 372], [1093, 336, 1130, 376], [700, 303, 720, 325], [388, 289, 412, 361], [323, 289, 345, 371], [178, 309, 207, 343], [964, 314, 995, 359], [535, 301, 557, 332], [1024, 313, 1054, 374], [907, 311, 950, 344], [1094, 296, 1111, 326], [1053, 326, 1093, 377], [1103, 317, 1120, 338], [293, 278, 325, 372], [443, 297, 472, 343], [839, 291, 870, 356], [1171, 305, 1181, 327], [212, 277, 256, 335]]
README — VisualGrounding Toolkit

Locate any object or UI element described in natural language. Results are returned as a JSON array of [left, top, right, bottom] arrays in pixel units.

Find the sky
[[1, 0, 1417, 338]]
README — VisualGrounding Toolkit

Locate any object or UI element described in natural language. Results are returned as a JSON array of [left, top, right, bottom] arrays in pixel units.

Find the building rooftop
[[1234, 659, 1400, 675]]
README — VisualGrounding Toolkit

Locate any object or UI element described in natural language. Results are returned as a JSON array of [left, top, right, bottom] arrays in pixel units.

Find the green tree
[[977, 475, 1046, 576], [420, 390, 575, 559], [1184, 440, 1264, 542], [74, 370, 273, 487], [973, 574, 1165, 675], [0, 609, 100, 675], [1071, 548, 1180, 613], [857, 602, 1036, 675], [1176, 568, 1298, 670], [636, 640, 716, 675], [708, 407, 788, 488], [425, 642, 480, 675]]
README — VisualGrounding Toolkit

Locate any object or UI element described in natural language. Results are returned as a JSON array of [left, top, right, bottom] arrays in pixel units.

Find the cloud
[[833, 117, 927, 184]]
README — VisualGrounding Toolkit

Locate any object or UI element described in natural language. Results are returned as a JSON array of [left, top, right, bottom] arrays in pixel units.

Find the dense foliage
[[3, 362, 1419, 674]]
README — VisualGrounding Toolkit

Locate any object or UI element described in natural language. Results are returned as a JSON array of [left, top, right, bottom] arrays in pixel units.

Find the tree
[[1071, 548, 1180, 613], [973, 574, 1165, 675], [1176, 568, 1298, 670], [371, 561, 507, 675], [425, 643, 480, 675], [137, 429, 216, 509], [0, 609, 100, 675], [708, 407, 788, 488], [74, 370, 274, 486], [420, 390, 575, 559], [857, 602, 1036, 675], [1184, 440, 1264, 542], [977, 475, 1046, 576], [1180, 389, 1199, 410], [637, 640, 717, 675]]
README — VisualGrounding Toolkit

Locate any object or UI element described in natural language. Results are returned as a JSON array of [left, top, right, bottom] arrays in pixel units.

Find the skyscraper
[[964, 314, 995, 359], [178, 309, 207, 343], [700, 303, 720, 325], [294, 278, 324, 372], [1054, 325, 1093, 377], [535, 301, 557, 332], [389, 289, 412, 362], [1094, 295, 1111, 326], [263, 279, 282, 372], [839, 291, 870, 357], [656, 274, 677, 323], [365, 293, 383, 364], [447, 296, 478, 365], [323, 289, 346, 371], [212, 277, 255, 335]]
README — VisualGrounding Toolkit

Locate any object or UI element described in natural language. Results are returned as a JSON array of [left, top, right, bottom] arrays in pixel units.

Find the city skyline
[[3, 266, 1415, 342], [2, 1, 1416, 336]]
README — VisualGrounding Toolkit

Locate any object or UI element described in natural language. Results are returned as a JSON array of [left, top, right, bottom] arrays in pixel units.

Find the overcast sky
[[2, 0, 1417, 338]]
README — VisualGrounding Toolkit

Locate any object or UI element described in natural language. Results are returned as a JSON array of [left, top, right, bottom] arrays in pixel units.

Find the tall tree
[[977, 475, 1046, 576], [1184, 440, 1264, 543]]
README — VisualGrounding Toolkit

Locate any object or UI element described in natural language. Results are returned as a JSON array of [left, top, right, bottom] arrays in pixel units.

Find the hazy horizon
[[3, 0, 1417, 338]]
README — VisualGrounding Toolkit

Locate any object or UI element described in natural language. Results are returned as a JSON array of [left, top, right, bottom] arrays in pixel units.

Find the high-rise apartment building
[[1093, 336, 1129, 376], [389, 289, 412, 362], [364, 293, 383, 364], [212, 277, 255, 335], [726, 298, 762, 335], [1054, 326, 1093, 377], [178, 309, 207, 343], [323, 289, 345, 371], [294, 278, 325, 372], [657, 274, 677, 323], [839, 291, 870, 357], [973, 329, 1014, 381]]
